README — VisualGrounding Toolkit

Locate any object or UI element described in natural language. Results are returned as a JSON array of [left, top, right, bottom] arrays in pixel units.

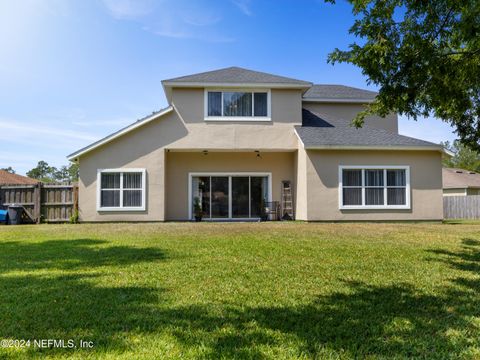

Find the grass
[[1, 222, 480, 359]]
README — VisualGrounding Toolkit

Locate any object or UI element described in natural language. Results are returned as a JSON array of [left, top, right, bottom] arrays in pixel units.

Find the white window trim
[[188, 172, 272, 220], [338, 165, 410, 210], [204, 89, 271, 121], [97, 168, 146, 212]]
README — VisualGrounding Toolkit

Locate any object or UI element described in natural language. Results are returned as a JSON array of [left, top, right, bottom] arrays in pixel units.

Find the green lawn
[[1, 222, 480, 359]]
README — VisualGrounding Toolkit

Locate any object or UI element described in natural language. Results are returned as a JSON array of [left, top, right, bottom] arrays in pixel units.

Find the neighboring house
[[0, 170, 39, 186], [443, 168, 480, 196], [68, 67, 446, 222]]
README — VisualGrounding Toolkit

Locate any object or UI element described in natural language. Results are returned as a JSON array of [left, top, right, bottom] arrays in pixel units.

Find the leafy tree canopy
[[26, 161, 78, 183], [1, 166, 15, 174], [327, 0, 480, 149], [442, 140, 480, 172]]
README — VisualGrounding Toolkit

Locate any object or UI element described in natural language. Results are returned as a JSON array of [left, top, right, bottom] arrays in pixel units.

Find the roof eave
[[301, 144, 445, 153], [302, 97, 375, 104], [67, 106, 174, 161], [162, 81, 312, 89]]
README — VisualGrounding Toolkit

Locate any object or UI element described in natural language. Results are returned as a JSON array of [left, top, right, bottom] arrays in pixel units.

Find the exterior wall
[[168, 88, 302, 151], [295, 147, 308, 220], [78, 110, 187, 222], [304, 150, 443, 221], [165, 151, 295, 220], [443, 188, 467, 196], [302, 102, 398, 133]]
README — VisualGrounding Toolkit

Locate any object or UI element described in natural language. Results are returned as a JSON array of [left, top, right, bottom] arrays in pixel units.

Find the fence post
[[34, 183, 42, 224], [73, 184, 79, 216]]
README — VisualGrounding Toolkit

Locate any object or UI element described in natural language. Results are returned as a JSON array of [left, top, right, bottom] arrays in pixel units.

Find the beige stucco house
[[68, 67, 446, 222]]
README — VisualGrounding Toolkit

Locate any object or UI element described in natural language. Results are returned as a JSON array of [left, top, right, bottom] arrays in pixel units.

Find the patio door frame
[[188, 172, 272, 220]]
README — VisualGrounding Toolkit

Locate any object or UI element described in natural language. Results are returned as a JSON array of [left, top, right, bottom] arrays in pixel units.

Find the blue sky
[[0, 0, 456, 175]]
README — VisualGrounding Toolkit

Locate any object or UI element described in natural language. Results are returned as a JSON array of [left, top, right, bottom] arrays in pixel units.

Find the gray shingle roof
[[303, 85, 377, 101], [163, 66, 311, 86], [296, 109, 441, 149], [443, 168, 480, 189]]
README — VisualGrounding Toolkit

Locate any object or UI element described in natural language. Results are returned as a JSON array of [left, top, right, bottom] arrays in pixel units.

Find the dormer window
[[205, 89, 271, 121]]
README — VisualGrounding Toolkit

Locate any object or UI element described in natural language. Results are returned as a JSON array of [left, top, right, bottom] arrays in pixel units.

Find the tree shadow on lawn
[[1, 238, 480, 358]]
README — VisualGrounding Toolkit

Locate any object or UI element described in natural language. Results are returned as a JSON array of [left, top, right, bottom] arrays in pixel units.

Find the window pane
[[343, 188, 362, 205], [124, 172, 142, 189], [192, 176, 210, 218], [123, 190, 142, 207], [387, 170, 406, 186], [232, 177, 249, 218], [365, 188, 384, 205], [223, 92, 252, 116], [365, 170, 384, 186], [251, 176, 267, 217], [211, 177, 229, 218], [254, 93, 268, 116], [101, 190, 120, 207], [343, 170, 361, 186], [101, 173, 120, 189], [387, 188, 406, 205], [208, 92, 222, 116]]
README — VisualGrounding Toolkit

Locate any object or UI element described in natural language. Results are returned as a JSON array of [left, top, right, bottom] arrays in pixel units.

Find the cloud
[[231, 0, 252, 16], [101, 0, 155, 19], [0, 119, 98, 142]]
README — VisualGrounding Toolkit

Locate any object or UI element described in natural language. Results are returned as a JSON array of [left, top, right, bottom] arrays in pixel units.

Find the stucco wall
[[302, 102, 398, 133], [78, 110, 187, 222], [165, 151, 295, 220], [304, 150, 443, 221]]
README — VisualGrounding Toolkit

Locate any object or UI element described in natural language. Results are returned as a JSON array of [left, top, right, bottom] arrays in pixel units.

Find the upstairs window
[[339, 166, 410, 209], [205, 90, 270, 120]]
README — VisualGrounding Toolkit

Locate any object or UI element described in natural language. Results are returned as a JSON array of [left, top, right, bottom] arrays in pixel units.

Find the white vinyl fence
[[444, 195, 480, 219]]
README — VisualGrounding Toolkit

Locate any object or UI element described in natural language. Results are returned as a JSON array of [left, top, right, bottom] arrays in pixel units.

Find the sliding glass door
[[191, 174, 269, 220]]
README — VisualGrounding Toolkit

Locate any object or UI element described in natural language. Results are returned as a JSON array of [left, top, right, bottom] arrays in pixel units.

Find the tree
[[26, 161, 57, 183], [442, 140, 480, 172], [326, 0, 480, 149], [53, 162, 78, 183], [0, 166, 15, 174]]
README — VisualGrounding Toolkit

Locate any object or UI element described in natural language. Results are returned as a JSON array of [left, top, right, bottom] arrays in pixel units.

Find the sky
[[0, 0, 456, 175]]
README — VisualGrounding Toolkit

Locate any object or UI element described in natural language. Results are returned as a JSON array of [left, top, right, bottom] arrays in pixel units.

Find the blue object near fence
[[0, 209, 8, 223]]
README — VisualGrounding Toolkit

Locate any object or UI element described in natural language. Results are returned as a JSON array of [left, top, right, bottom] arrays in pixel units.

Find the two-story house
[[68, 67, 445, 222]]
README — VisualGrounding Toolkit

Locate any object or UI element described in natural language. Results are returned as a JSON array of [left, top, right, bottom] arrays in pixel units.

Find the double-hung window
[[339, 166, 410, 209], [205, 90, 270, 120], [97, 169, 146, 211]]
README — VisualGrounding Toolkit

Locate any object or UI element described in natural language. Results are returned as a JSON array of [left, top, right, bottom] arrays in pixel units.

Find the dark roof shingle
[[303, 84, 377, 101], [163, 66, 311, 86], [296, 109, 440, 149]]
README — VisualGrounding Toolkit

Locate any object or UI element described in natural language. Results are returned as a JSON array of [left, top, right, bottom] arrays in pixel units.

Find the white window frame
[[204, 89, 271, 121], [338, 165, 410, 210], [188, 172, 272, 220], [97, 168, 146, 211]]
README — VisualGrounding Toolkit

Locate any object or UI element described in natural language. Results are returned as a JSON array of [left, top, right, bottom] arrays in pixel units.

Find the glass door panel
[[211, 177, 229, 218], [232, 177, 250, 218], [192, 176, 211, 219], [250, 176, 267, 218]]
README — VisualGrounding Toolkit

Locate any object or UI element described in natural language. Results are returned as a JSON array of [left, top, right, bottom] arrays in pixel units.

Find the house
[[443, 168, 480, 196], [0, 170, 39, 186], [67, 67, 445, 222]]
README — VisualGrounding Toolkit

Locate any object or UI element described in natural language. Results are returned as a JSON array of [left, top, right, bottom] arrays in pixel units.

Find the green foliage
[[69, 210, 79, 224], [1, 223, 480, 358], [327, 0, 480, 149], [193, 197, 203, 217], [442, 139, 480, 171], [27, 161, 79, 183], [0, 166, 15, 174]]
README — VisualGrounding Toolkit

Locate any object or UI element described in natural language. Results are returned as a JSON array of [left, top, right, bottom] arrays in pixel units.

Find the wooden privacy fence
[[444, 195, 480, 219], [0, 183, 78, 223]]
